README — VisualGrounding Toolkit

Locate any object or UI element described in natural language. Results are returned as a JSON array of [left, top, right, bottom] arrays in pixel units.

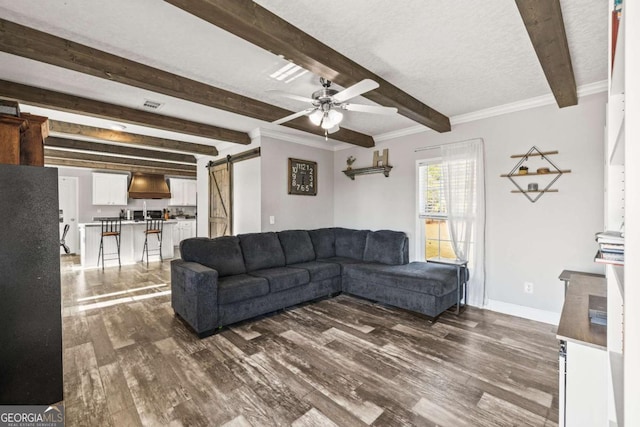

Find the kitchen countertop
[[79, 219, 178, 226]]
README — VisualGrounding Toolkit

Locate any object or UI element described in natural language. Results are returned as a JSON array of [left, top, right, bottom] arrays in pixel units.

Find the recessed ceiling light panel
[[269, 62, 308, 83], [143, 99, 163, 110]]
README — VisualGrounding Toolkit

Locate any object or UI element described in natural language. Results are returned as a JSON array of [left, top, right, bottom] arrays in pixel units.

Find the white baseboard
[[484, 299, 560, 326]]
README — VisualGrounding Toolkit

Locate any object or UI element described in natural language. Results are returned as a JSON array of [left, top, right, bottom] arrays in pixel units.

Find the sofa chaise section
[[342, 262, 461, 318]]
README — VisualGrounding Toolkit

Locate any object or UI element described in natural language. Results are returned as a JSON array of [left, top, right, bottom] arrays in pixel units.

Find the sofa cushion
[[334, 228, 369, 260], [293, 261, 341, 282], [308, 228, 336, 259], [249, 267, 310, 293], [317, 256, 365, 274], [239, 232, 286, 272], [277, 230, 316, 265], [343, 262, 459, 297], [180, 237, 246, 277], [363, 230, 408, 265], [218, 274, 269, 304]]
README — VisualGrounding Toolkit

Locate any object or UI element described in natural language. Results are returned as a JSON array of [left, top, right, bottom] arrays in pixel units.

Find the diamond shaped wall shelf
[[500, 146, 571, 203]]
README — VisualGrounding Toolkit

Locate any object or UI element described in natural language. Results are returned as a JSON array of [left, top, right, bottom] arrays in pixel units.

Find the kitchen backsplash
[[91, 202, 196, 221]]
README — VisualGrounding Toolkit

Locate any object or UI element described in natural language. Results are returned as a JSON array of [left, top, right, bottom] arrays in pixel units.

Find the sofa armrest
[[171, 259, 219, 336]]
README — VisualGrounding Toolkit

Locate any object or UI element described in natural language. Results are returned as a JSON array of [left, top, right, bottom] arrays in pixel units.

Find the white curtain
[[441, 139, 486, 307]]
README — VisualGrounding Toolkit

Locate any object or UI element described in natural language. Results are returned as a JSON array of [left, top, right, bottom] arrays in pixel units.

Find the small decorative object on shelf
[[500, 146, 571, 202], [373, 149, 389, 167], [346, 156, 356, 170]]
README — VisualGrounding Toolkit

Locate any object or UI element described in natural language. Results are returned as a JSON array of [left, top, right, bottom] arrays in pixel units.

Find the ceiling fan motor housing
[[312, 88, 340, 107]]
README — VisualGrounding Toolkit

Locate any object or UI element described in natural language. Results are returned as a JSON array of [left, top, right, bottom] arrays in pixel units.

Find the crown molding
[[373, 80, 608, 142]]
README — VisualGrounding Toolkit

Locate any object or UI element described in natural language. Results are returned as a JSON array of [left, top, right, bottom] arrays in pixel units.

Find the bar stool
[[141, 219, 164, 266], [97, 218, 121, 270]]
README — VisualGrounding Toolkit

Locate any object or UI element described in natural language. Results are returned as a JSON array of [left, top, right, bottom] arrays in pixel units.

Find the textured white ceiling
[[0, 0, 607, 146], [254, 0, 608, 116]]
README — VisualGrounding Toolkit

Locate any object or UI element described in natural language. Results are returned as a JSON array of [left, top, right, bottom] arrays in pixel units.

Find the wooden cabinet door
[[209, 163, 232, 237]]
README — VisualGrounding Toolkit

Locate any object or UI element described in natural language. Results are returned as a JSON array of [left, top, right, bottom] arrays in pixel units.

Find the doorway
[[58, 176, 79, 254]]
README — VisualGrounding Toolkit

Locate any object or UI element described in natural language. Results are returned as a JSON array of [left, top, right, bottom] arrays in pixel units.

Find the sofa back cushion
[[277, 230, 316, 265], [363, 230, 409, 265], [334, 228, 369, 260], [180, 237, 246, 277], [239, 232, 286, 272], [308, 228, 336, 259]]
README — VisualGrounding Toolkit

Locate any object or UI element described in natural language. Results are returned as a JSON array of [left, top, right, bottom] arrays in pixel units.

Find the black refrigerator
[[0, 164, 63, 404]]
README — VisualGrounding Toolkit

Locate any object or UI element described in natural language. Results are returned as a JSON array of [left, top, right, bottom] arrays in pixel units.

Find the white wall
[[233, 157, 261, 234], [333, 93, 606, 315], [260, 136, 334, 231]]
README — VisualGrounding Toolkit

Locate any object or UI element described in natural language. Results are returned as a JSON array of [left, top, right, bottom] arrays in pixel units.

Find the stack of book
[[588, 294, 607, 326], [595, 230, 624, 265]]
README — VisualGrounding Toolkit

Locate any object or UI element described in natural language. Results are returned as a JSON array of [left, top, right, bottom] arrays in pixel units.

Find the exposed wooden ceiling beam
[[0, 80, 250, 144], [44, 148, 197, 173], [163, 0, 451, 133], [45, 157, 196, 177], [0, 18, 373, 147], [515, 0, 577, 107], [49, 120, 217, 157], [46, 136, 196, 164]]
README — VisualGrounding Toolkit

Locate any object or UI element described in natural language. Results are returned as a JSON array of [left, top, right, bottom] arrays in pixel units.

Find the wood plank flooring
[[60, 256, 559, 426]]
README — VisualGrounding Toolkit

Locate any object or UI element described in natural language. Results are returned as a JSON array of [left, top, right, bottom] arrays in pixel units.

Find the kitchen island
[[79, 220, 176, 268]]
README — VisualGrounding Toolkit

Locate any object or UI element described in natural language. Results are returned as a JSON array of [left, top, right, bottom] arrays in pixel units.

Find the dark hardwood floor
[[60, 256, 559, 426]]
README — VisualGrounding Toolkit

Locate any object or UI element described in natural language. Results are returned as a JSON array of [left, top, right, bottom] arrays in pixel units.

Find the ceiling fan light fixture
[[327, 109, 343, 125], [309, 110, 323, 126], [320, 112, 335, 130]]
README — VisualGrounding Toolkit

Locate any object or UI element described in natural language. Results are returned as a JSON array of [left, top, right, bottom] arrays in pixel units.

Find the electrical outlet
[[269, 216, 275, 225], [524, 282, 534, 294], [97, 208, 101, 213]]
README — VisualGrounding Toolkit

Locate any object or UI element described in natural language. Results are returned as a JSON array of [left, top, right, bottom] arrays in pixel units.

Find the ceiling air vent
[[142, 99, 163, 110]]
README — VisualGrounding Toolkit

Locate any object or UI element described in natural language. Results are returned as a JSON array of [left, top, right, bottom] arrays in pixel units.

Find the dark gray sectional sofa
[[171, 228, 463, 338]]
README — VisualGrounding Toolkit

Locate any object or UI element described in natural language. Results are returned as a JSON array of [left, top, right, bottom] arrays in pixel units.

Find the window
[[418, 161, 456, 260]]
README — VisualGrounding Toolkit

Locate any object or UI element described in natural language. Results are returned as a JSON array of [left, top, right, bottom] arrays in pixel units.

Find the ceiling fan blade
[[343, 104, 398, 115], [328, 125, 340, 134], [272, 108, 315, 125], [333, 79, 379, 103], [267, 90, 314, 104]]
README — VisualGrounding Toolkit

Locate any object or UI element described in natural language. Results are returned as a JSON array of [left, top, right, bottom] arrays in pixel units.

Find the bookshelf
[[604, 1, 627, 425]]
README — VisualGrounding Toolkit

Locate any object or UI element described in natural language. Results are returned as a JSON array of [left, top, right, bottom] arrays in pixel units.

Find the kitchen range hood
[[128, 173, 171, 199]]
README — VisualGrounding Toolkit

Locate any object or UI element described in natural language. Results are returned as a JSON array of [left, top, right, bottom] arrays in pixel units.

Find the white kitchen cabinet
[[92, 172, 128, 206], [169, 178, 197, 206], [174, 220, 196, 247]]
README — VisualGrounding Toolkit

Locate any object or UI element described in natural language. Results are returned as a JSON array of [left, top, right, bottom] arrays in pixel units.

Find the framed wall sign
[[288, 158, 317, 196]]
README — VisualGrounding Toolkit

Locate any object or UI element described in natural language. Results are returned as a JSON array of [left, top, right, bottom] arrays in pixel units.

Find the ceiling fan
[[270, 77, 398, 136]]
